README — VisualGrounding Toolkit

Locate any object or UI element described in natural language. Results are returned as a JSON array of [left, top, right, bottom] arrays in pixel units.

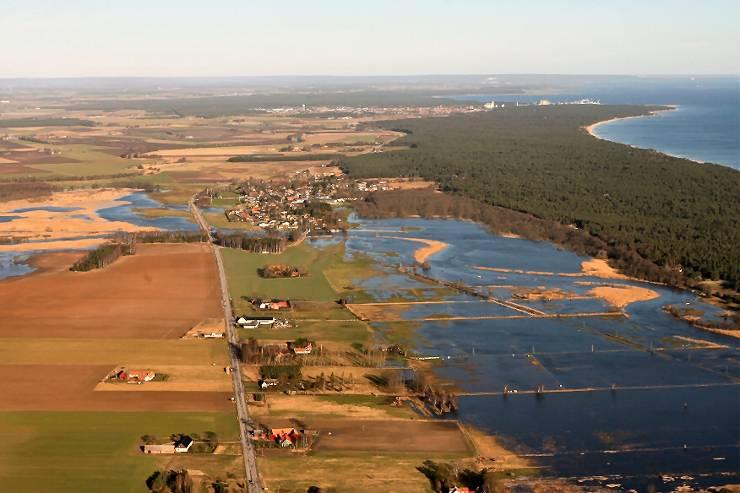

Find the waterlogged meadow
[[346, 218, 739, 491]]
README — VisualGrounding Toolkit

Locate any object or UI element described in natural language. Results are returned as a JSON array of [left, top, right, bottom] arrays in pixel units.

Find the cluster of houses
[[109, 368, 156, 384], [248, 427, 313, 449], [248, 298, 291, 311], [142, 436, 194, 455], [224, 173, 352, 233], [355, 180, 393, 193], [249, 104, 484, 118]]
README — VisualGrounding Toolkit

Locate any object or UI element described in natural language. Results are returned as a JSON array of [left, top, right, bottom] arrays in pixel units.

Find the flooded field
[[0, 191, 195, 279], [347, 218, 739, 491]]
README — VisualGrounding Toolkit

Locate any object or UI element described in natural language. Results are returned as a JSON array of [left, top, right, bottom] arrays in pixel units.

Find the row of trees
[[343, 106, 740, 292], [70, 241, 135, 271], [214, 233, 286, 253], [146, 469, 193, 493]]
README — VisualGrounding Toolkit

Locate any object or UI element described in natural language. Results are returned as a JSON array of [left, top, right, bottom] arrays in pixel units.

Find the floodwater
[[347, 218, 739, 491], [0, 192, 196, 280], [97, 192, 198, 231]]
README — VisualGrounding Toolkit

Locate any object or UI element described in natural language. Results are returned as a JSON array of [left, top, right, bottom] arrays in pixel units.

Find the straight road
[[190, 197, 263, 492]]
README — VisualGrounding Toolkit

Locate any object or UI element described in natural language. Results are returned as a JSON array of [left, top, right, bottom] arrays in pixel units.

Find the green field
[[240, 320, 369, 345], [204, 211, 258, 231], [222, 241, 381, 307], [0, 411, 240, 493], [30, 144, 136, 177]]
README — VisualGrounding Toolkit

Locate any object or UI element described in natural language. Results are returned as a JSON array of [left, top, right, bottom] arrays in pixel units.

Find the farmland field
[[0, 243, 222, 338], [0, 411, 240, 493]]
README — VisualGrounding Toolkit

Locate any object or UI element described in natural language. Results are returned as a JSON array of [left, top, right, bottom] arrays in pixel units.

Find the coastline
[[583, 105, 737, 168], [584, 105, 678, 142]]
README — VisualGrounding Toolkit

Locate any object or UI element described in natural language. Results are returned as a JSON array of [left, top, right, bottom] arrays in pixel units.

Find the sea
[[454, 76, 739, 170]]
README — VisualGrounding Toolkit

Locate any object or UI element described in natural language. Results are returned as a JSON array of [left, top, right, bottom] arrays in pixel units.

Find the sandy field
[[588, 284, 659, 308], [580, 258, 629, 279], [0, 243, 222, 338], [0, 188, 157, 251], [164, 160, 326, 182], [0, 364, 233, 411], [153, 145, 295, 157], [310, 419, 471, 453], [385, 236, 449, 263]]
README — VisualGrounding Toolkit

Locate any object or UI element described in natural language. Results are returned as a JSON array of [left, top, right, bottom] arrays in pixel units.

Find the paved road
[[190, 197, 263, 492]]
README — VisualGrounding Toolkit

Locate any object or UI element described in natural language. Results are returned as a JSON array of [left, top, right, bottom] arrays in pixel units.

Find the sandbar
[[385, 236, 449, 263], [588, 285, 659, 309]]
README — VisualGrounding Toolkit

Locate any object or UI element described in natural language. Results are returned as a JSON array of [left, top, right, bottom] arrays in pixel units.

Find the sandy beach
[[584, 106, 678, 140], [385, 236, 449, 263]]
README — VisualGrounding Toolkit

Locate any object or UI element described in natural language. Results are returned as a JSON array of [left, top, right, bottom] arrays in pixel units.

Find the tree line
[[70, 241, 136, 272], [342, 105, 740, 293], [214, 232, 286, 253], [356, 189, 686, 287]]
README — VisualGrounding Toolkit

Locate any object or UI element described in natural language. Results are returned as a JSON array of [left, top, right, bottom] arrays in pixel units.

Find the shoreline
[[583, 105, 738, 168], [585, 105, 678, 142]]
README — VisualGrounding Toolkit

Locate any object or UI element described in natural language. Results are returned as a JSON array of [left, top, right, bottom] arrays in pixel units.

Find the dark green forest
[[342, 105, 740, 290]]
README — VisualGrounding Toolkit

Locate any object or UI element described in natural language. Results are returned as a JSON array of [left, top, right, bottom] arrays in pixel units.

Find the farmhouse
[[258, 378, 279, 389], [250, 427, 306, 448], [235, 315, 275, 329], [291, 341, 313, 355], [200, 331, 224, 339], [143, 444, 175, 454], [115, 369, 155, 383], [174, 436, 194, 453]]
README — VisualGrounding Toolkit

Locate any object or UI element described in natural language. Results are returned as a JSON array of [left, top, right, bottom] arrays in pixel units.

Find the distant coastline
[[585, 105, 677, 141], [584, 105, 730, 167]]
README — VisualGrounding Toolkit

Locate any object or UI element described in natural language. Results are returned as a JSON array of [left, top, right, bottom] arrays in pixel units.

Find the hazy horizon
[[2, 0, 738, 78]]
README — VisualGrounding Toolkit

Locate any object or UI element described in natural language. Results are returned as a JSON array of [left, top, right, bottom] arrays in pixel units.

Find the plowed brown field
[[0, 364, 233, 411], [0, 243, 221, 338]]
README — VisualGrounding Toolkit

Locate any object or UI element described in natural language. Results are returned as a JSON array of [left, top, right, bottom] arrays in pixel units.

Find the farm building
[[258, 378, 279, 389], [250, 427, 308, 448], [291, 341, 312, 355], [235, 316, 275, 329], [174, 436, 193, 453], [115, 369, 156, 383]]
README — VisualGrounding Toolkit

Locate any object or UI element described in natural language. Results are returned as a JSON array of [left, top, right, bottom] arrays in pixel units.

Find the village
[[220, 171, 392, 235]]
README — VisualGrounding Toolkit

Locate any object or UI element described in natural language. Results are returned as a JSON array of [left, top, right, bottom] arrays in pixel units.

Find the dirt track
[[0, 243, 222, 338], [0, 364, 233, 411]]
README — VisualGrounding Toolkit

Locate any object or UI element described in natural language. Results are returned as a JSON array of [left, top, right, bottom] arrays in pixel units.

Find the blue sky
[[1, 0, 738, 77]]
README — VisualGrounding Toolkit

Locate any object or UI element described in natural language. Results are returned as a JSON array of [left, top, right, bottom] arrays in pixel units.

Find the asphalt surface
[[190, 197, 263, 492]]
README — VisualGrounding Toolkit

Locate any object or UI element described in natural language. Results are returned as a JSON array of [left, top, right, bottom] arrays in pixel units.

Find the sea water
[[455, 76, 739, 170]]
